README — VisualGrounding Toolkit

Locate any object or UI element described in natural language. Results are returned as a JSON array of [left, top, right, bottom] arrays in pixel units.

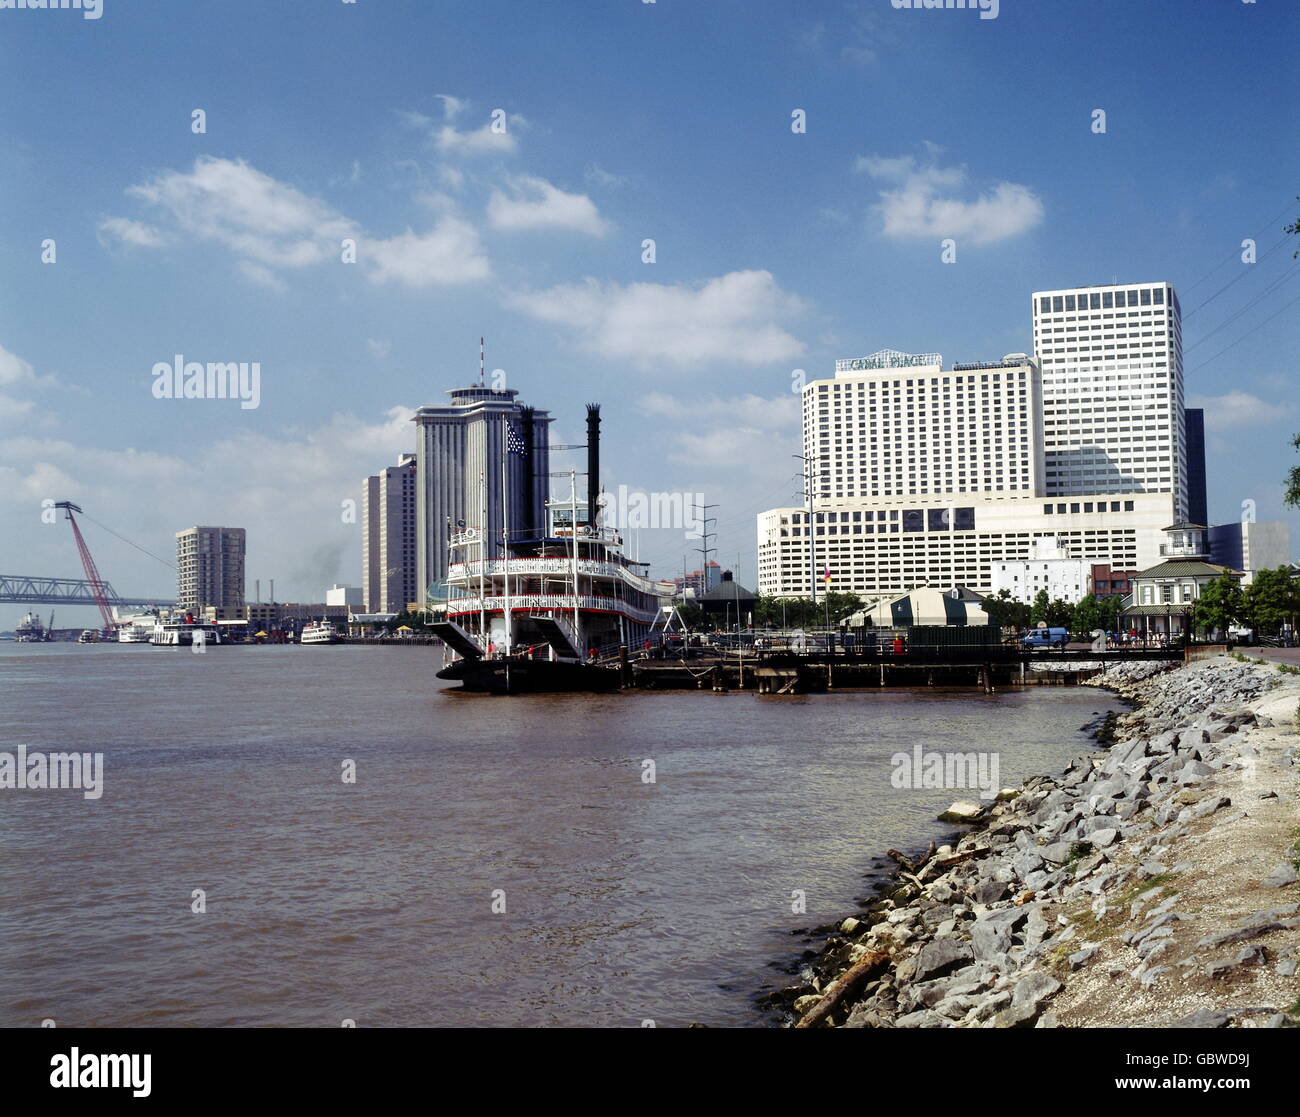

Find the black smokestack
[[586, 403, 601, 528]]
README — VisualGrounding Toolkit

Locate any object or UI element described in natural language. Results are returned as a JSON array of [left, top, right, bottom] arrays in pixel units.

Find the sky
[[1, 0, 1297, 629]]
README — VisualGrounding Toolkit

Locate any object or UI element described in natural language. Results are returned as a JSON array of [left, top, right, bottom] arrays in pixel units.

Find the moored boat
[[149, 620, 222, 646], [433, 472, 672, 695]]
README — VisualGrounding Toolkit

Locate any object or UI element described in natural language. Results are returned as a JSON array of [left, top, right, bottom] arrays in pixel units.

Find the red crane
[[55, 502, 116, 631]]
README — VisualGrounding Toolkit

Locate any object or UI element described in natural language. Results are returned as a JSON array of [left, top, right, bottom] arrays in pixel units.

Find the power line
[[1184, 233, 1294, 321], [80, 512, 177, 570], [1179, 196, 1300, 298], [1184, 261, 1298, 353], [1186, 285, 1300, 378]]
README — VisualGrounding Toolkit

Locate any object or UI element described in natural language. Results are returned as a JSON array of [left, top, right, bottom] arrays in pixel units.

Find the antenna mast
[[479, 337, 485, 386]]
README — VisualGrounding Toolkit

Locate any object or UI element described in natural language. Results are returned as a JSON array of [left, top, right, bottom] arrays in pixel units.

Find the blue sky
[[1, 0, 1297, 627]]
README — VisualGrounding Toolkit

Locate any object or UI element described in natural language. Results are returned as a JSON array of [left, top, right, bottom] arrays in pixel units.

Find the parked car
[[1021, 627, 1069, 649]]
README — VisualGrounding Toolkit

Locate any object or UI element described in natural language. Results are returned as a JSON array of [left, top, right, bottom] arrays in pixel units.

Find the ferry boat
[[77, 629, 100, 643], [433, 476, 673, 695], [116, 610, 159, 643], [149, 619, 222, 647], [300, 620, 344, 645]]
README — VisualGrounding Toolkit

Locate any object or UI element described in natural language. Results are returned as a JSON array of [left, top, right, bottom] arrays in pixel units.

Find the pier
[[628, 646, 1182, 694]]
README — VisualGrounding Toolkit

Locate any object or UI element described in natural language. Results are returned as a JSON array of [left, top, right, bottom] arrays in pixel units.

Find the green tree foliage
[[981, 589, 1031, 630], [1285, 432, 1300, 510], [1029, 588, 1050, 624], [752, 593, 863, 628], [1190, 573, 1243, 635], [1241, 567, 1300, 636], [1072, 593, 1121, 635]]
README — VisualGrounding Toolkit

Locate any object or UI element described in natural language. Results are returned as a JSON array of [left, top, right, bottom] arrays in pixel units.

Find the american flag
[[505, 422, 528, 456]]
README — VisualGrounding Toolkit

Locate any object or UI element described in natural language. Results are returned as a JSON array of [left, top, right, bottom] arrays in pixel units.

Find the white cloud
[[367, 338, 392, 359], [96, 216, 167, 249], [435, 93, 466, 120], [1189, 391, 1294, 430], [124, 156, 357, 269], [365, 216, 491, 287], [487, 175, 610, 236], [640, 392, 800, 429], [104, 156, 492, 290], [0, 343, 58, 391], [584, 163, 627, 190], [510, 270, 807, 368], [0, 406, 417, 604], [855, 148, 1043, 245], [433, 121, 518, 156]]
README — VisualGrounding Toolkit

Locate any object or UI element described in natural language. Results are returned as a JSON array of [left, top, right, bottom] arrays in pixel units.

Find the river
[[0, 643, 1119, 1027]]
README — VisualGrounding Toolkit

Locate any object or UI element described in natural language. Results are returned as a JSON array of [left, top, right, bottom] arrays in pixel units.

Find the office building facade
[[412, 385, 552, 600], [363, 453, 418, 614], [1030, 282, 1186, 518], [176, 526, 246, 612], [809, 350, 1043, 501]]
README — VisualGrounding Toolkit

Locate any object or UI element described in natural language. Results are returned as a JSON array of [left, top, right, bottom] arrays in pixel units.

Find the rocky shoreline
[[775, 655, 1300, 1028]]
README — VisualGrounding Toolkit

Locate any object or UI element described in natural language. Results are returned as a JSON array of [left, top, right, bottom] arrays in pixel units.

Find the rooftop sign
[[835, 349, 942, 373]]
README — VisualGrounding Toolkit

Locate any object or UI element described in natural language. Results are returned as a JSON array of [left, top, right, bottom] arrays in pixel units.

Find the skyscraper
[[1030, 282, 1185, 518], [1184, 407, 1207, 526], [176, 526, 246, 611], [412, 385, 552, 599], [362, 453, 417, 614]]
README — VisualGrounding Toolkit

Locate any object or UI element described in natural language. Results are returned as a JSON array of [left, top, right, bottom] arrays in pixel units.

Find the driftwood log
[[793, 950, 890, 1029]]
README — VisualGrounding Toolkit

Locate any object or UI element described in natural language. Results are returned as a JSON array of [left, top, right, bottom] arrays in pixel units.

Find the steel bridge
[[0, 574, 172, 609]]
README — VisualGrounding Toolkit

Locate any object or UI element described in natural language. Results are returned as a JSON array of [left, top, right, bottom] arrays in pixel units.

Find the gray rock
[[1205, 944, 1267, 979], [971, 879, 1010, 905], [894, 1008, 944, 1028], [1068, 945, 1098, 969], [912, 937, 974, 982], [1012, 851, 1045, 880], [1012, 971, 1062, 1007], [938, 800, 985, 823], [1197, 922, 1283, 950], [971, 921, 1012, 962], [1262, 863, 1299, 888], [1040, 842, 1074, 865], [1167, 1008, 1234, 1028]]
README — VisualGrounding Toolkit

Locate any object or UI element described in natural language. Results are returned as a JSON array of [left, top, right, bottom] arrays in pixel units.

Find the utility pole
[[695, 503, 719, 593]]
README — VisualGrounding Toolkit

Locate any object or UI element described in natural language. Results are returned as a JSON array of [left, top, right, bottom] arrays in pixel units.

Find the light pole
[[794, 453, 818, 612]]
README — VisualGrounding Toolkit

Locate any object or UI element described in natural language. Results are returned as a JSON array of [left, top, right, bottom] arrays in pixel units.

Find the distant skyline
[[2, 0, 1297, 627]]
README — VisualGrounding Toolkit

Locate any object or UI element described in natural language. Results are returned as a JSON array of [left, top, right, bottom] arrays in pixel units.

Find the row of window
[[1037, 287, 1166, 313]]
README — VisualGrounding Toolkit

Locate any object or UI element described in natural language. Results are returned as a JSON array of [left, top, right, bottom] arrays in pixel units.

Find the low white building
[[326, 584, 364, 608], [990, 537, 1090, 604]]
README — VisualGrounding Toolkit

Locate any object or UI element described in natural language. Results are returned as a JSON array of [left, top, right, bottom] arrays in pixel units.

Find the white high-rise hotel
[[756, 282, 1185, 599], [1033, 281, 1185, 517]]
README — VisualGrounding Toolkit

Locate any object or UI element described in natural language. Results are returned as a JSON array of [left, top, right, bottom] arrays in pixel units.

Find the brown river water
[[0, 643, 1119, 1027]]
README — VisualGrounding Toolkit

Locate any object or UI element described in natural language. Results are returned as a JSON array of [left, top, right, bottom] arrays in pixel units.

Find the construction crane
[[54, 502, 116, 631]]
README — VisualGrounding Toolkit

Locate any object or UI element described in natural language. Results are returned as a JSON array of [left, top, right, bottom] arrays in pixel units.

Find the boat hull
[[436, 657, 621, 695]]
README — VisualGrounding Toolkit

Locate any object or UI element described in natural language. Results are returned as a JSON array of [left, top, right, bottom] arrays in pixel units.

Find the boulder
[[912, 938, 974, 983], [938, 800, 984, 823]]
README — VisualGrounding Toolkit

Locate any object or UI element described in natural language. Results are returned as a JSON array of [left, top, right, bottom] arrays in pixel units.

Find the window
[[903, 510, 925, 532], [927, 508, 950, 531]]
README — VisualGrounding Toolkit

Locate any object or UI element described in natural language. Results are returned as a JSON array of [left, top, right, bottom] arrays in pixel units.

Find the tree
[[1190, 573, 1242, 636], [1242, 567, 1300, 637], [1029, 588, 1050, 624], [1286, 433, 1300, 510], [982, 589, 1031, 631], [1046, 598, 1075, 629]]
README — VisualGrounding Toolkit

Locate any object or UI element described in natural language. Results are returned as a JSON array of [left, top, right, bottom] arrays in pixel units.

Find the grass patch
[[1085, 874, 1180, 937]]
